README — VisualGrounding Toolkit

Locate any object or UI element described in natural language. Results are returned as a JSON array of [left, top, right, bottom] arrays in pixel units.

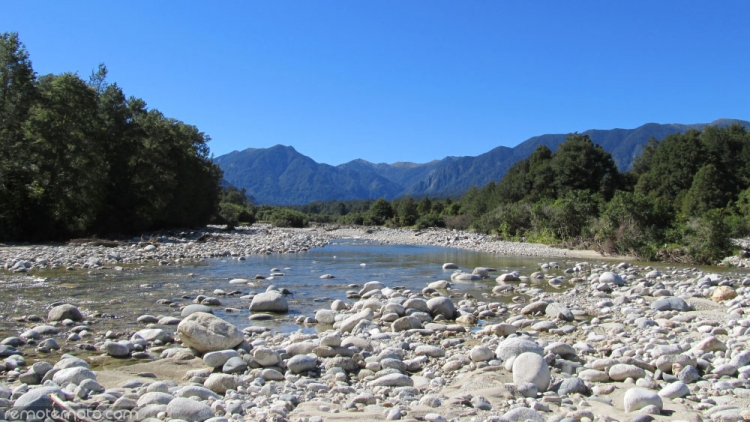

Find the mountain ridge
[[215, 119, 750, 204]]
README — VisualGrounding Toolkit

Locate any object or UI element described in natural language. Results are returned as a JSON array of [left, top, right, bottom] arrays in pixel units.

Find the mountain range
[[214, 118, 750, 205]]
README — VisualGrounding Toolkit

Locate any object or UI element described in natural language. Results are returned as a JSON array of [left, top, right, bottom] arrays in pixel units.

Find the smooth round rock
[[176, 312, 244, 353], [658, 381, 690, 399], [623, 388, 663, 413], [512, 352, 551, 392], [495, 337, 543, 361], [426, 297, 456, 319], [47, 304, 82, 322], [287, 354, 318, 374], [181, 304, 214, 317], [166, 397, 214, 422], [249, 291, 289, 313]]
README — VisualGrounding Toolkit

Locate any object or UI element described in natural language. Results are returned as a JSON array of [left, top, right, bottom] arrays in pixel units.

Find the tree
[[397, 196, 419, 226], [550, 134, 620, 200], [0, 32, 37, 238], [366, 198, 394, 225], [682, 164, 729, 217]]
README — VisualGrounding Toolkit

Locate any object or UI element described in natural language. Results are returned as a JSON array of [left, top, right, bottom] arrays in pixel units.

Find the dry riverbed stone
[[177, 312, 243, 353], [47, 304, 82, 321]]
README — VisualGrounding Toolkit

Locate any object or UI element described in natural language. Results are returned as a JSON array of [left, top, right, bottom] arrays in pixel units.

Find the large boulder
[[47, 304, 82, 322], [8, 386, 63, 419], [52, 367, 96, 386], [512, 352, 551, 392], [249, 291, 288, 313], [651, 297, 694, 312], [135, 328, 173, 344], [177, 312, 243, 353], [495, 337, 543, 362], [426, 297, 456, 319], [166, 397, 214, 421]]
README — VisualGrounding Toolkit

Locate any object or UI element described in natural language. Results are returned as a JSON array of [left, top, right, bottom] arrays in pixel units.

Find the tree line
[[0, 33, 222, 240], [269, 127, 750, 264]]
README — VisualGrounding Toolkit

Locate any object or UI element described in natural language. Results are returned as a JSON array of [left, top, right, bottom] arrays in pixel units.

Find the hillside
[[216, 119, 750, 204]]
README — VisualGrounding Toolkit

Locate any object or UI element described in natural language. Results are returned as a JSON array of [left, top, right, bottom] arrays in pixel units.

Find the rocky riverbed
[[1, 225, 750, 422], [0, 224, 604, 275]]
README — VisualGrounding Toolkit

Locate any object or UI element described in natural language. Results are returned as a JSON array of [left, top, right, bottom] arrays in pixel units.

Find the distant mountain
[[214, 145, 403, 205], [215, 119, 750, 204]]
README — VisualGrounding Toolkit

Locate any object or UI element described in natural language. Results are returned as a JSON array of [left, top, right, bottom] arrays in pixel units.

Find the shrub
[[265, 209, 308, 228], [416, 213, 445, 230]]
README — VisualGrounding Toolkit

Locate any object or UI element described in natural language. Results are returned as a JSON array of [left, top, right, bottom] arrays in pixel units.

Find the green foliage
[[397, 196, 419, 226], [681, 164, 729, 217], [215, 186, 256, 228], [416, 213, 445, 230], [258, 208, 308, 228], [366, 198, 394, 225], [0, 33, 223, 241], [682, 210, 733, 264]]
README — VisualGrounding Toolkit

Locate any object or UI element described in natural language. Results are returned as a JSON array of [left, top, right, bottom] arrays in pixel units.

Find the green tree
[[397, 196, 419, 226], [682, 163, 729, 217], [550, 134, 620, 200], [366, 198, 394, 225], [0, 32, 37, 238]]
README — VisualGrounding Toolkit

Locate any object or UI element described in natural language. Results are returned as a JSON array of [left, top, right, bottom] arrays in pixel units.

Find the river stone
[[415, 345, 445, 358], [137, 391, 174, 406], [360, 281, 385, 296], [221, 356, 247, 374], [483, 323, 517, 337], [623, 388, 663, 413], [558, 377, 588, 396], [369, 373, 413, 387], [499, 407, 546, 422], [177, 312, 243, 353], [392, 315, 422, 332], [253, 347, 281, 366], [677, 365, 701, 383], [426, 297, 456, 319], [512, 352, 551, 392], [340, 309, 374, 333], [712, 285, 737, 302], [174, 386, 221, 400], [315, 310, 337, 324], [470, 345, 495, 362], [135, 328, 173, 343], [545, 302, 574, 321], [442, 263, 458, 269], [104, 341, 131, 357], [579, 369, 610, 382], [658, 381, 690, 398], [403, 298, 430, 313], [52, 367, 96, 386], [287, 354, 318, 374], [167, 397, 214, 422], [654, 354, 697, 372], [181, 304, 214, 317], [599, 272, 625, 286], [609, 363, 646, 381], [204, 373, 240, 394], [651, 297, 693, 312], [8, 386, 63, 418], [249, 291, 288, 313], [159, 316, 181, 325], [203, 350, 239, 368], [47, 304, 82, 322], [693, 336, 727, 352], [495, 337, 543, 362]]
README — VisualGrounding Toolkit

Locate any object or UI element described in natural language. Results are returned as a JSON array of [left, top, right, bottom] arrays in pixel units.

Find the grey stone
[[249, 291, 288, 313], [495, 337, 543, 361], [177, 312, 244, 353], [47, 304, 82, 321], [426, 297, 456, 319], [658, 381, 690, 399], [512, 352, 551, 392], [181, 304, 214, 317], [650, 297, 693, 312], [167, 397, 214, 422], [623, 388, 662, 413], [287, 354, 318, 374]]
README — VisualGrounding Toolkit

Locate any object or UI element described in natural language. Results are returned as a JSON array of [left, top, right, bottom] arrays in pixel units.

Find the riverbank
[[1, 245, 749, 421], [0, 224, 612, 274], [2, 224, 749, 421]]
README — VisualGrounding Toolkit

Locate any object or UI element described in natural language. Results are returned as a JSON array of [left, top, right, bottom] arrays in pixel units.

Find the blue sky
[[3, 1, 749, 165]]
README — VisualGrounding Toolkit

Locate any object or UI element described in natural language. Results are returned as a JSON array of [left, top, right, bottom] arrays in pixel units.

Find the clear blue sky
[[3, 1, 749, 165]]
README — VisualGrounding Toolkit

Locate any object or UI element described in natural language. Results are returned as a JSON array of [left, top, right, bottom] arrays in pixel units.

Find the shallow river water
[[0, 239, 592, 339]]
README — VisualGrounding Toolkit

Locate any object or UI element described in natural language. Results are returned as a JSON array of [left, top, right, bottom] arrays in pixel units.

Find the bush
[[445, 214, 471, 230], [682, 209, 732, 264], [416, 213, 445, 230], [264, 209, 308, 228]]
